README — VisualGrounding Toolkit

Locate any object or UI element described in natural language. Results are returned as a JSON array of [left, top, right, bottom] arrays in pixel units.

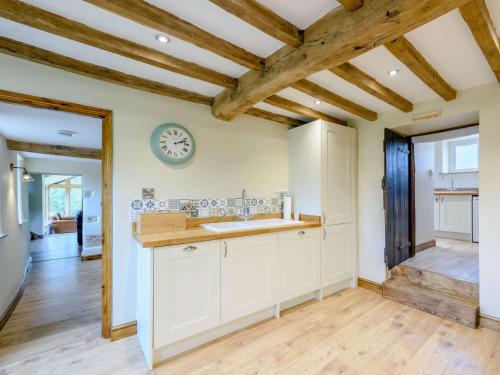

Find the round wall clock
[[150, 123, 196, 165]]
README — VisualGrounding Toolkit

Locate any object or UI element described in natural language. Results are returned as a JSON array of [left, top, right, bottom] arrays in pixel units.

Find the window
[[448, 137, 479, 173], [46, 176, 82, 217]]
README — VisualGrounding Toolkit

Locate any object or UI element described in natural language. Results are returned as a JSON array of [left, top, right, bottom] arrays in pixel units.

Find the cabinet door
[[322, 224, 353, 287], [321, 123, 356, 225], [278, 228, 321, 302], [221, 234, 278, 324], [439, 195, 472, 234], [434, 195, 440, 231], [154, 241, 220, 348]]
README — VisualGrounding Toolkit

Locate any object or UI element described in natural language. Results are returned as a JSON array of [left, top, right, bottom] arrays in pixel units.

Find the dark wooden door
[[384, 128, 413, 269]]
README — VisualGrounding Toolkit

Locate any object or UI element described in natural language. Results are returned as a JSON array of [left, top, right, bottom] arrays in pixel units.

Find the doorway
[[0, 89, 113, 338]]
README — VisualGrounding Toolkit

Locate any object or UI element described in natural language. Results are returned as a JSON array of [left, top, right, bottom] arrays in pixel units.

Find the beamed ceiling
[[0, 0, 498, 126]]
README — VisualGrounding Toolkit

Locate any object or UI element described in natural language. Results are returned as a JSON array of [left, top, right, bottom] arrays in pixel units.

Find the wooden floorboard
[[1, 256, 498, 373], [30, 233, 81, 262]]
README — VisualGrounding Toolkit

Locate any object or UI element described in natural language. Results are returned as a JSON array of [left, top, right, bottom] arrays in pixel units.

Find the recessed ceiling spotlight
[[388, 69, 399, 77], [155, 34, 169, 43], [315, 99, 322, 105], [57, 130, 76, 137]]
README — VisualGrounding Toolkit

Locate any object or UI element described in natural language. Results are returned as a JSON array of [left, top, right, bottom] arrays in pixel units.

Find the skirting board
[[110, 321, 137, 341], [0, 257, 32, 332], [480, 314, 500, 331], [81, 254, 102, 261], [415, 239, 436, 253], [357, 277, 383, 294]]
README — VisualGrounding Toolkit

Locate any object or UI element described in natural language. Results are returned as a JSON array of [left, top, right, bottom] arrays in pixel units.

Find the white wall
[[0, 54, 289, 325], [25, 157, 102, 252], [0, 135, 30, 319], [413, 142, 435, 245], [352, 82, 500, 319]]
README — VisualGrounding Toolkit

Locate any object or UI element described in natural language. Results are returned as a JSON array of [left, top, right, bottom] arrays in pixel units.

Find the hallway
[[30, 233, 81, 262]]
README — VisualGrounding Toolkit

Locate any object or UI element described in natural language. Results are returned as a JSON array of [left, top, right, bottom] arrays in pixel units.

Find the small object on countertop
[[293, 211, 300, 221], [283, 196, 292, 220], [142, 188, 155, 199]]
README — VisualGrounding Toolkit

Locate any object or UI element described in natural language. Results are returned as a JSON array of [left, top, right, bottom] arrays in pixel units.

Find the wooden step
[[391, 265, 478, 302], [383, 279, 479, 328]]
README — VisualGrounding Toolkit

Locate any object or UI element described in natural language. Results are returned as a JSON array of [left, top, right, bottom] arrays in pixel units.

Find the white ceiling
[[0, 1, 498, 123], [0, 102, 102, 148]]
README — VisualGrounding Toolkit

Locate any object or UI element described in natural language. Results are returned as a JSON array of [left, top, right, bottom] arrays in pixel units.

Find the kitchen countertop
[[134, 220, 322, 248], [434, 189, 479, 195]]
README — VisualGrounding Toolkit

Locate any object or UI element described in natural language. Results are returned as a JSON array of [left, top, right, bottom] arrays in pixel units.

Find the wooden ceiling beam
[[330, 63, 413, 112], [0, 36, 213, 105], [0, 37, 300, 127], [292, 79, 377, 120], [209, 0, 303, 47], [0, 0, 237, 89], [337, 0, 364, 11], [6, 140, 102, 160], [385, 36, 457, 101], [264, 95, 347, 125], [244, 108, 305, 126], [84, 0, 263, 70], [459, 0, 500, 82], [212, 0, 467, 121]]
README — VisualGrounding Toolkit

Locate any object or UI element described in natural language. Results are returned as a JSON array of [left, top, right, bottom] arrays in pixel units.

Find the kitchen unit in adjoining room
[[133, 120, 357, 369]]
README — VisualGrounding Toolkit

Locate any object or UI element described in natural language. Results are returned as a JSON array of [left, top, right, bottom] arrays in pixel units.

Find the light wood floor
[[30, 233, 81, 262], [402, 238, 479, 283], [2, 286, 499, 374]]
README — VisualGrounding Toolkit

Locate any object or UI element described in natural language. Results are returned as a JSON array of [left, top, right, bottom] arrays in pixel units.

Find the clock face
[[151, 124, 195, 165]]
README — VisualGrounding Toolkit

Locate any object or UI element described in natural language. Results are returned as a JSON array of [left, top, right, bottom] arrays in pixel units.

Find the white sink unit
[[201, 218, 304, 233]]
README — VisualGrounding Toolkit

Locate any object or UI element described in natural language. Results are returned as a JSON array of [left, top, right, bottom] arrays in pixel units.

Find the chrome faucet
[[442, 174, 455, 191], [240, 188, 252, 221]]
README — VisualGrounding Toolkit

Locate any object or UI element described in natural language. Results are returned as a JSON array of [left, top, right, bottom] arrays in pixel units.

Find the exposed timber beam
[[0, 0, 237, 89], [84, 0, 263, 70], [211, 0, 467, 121], [292, 80, 377, 121], [0, 37, 300, 127], [263, 95, 347, 125], [209, 0, 303, 47], [385, 36, 457, 101], [0, 36, 213, 105], [338, 0, 364, 11], [244, 108, 305, 126], [459, 0, 500, 82], [7, 140, 102, 160], [330, 63, 413, 112]]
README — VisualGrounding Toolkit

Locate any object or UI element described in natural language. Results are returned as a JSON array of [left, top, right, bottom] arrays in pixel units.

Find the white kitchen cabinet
[[433, 195, 440, 231], [435, 195, 472, 234], [154, 240, 220, 348], [289, 120, 356, 225], [278, 228, 321, 302], [221, 234, 278, 324], [322, 224, 354, 287]]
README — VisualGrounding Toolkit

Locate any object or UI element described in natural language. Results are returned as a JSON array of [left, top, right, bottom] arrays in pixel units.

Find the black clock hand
[[174, 140, 188, 145]]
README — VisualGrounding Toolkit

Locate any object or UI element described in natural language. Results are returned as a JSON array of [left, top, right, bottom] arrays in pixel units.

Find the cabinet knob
[[298, 230, 305, 236], [183, 245, 197, 252]]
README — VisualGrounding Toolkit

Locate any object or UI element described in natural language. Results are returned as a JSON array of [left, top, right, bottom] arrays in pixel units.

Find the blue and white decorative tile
[[190, 199, 200, 209], [272, 205, 280, 213], [264, 206, 272, 214], [199, 198, 210, 209], [265, 198, 272, 206], [209, 198, 218, 209], [129, 211, 138, 223], [167, 199, 180, 211], [235, 207, 243, 216], [258, 198, 265, 207], [226, 198, 236, 208], [250, 198, 258, 207], [156, 199, 168, 212], [190, 209, 199, 218], [271, 198, 280, 206], [180, 199, 191, 213], [209, 208, 219, 217], [130, 199, 144, 212], [235, 198, 243, 207], [218, 207, 227, 217], [227, 207, 236, 216], [144, 199, 157, 212], [258, 206, 266, 214], [217, 198, 227, 208], [251, 206, 258, 215], [198, 208, 210, 218]]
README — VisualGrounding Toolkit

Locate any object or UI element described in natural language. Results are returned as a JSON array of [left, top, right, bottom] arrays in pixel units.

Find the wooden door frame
[[0, 88, 113, 339]]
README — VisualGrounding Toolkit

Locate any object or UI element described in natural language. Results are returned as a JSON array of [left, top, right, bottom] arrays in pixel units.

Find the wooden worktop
[[434, 189, 479, 195], [134, 219, 321, 248]]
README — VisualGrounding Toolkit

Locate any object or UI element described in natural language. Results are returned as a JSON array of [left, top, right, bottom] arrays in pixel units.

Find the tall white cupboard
[[289, 120, 357, 289]]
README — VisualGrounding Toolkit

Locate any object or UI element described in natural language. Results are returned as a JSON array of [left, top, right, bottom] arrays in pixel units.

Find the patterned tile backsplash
[[129, 197, 284, 222]]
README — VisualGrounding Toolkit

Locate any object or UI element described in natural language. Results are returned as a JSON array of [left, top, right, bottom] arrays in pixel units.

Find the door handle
[[399, 242, 411, 250], [298, 230, 305, 236], [183, 245, 198, 252]]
